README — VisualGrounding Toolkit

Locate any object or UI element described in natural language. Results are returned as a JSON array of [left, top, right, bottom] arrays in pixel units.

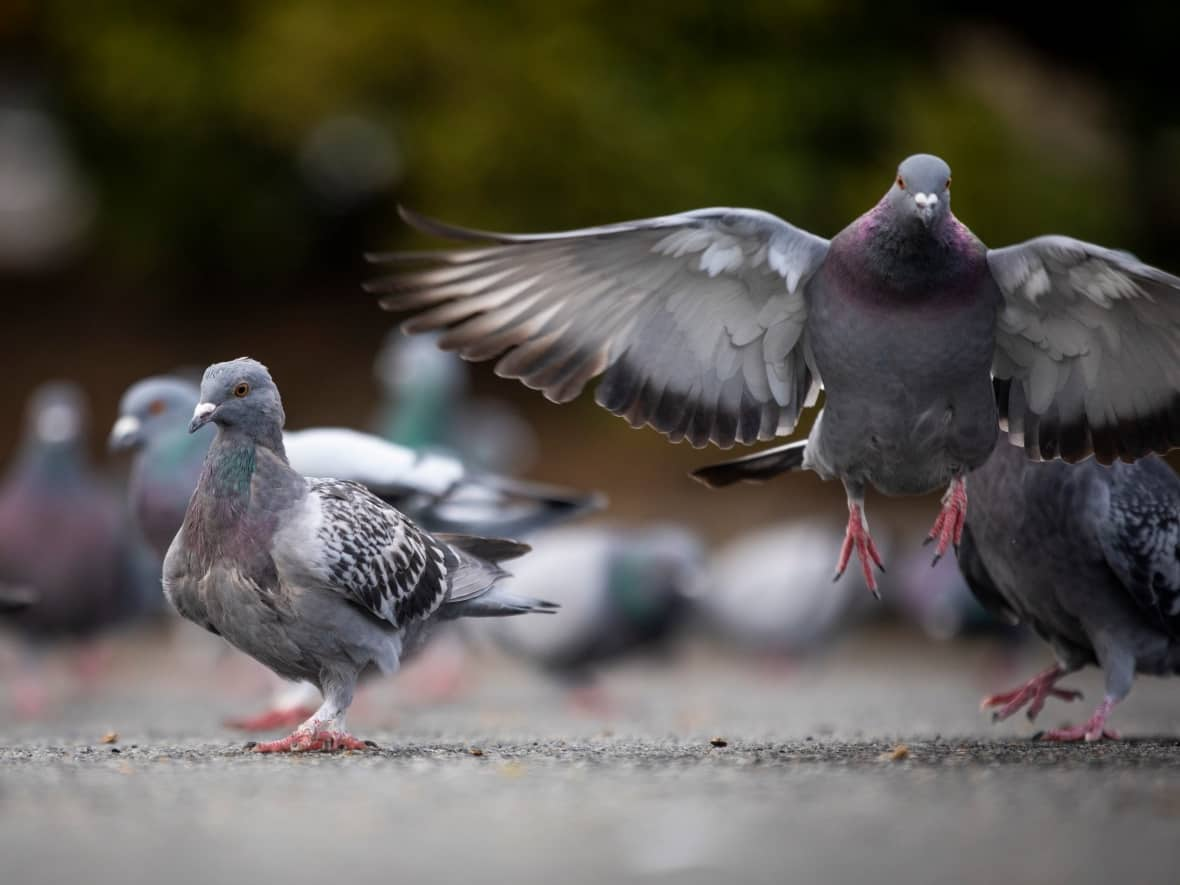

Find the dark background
[[3, 1, 1179, 535]]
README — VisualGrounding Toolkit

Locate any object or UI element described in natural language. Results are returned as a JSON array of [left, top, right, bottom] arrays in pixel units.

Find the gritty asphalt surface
[[2, 623, 1178, 885]]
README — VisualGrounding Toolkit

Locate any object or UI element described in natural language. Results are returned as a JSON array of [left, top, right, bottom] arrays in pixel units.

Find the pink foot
[[835, 501, 885, 598], [926, 477, 967, 565], [251, 728, 372, 753], [11, 676, 50, 720], [225, 705, 318, 732], [980, 664, 1082, 722], [1040, 698, 1121, 742]]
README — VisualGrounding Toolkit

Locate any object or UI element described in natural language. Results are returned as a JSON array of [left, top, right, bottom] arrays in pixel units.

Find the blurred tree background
[[1, 0, 1179, 531]]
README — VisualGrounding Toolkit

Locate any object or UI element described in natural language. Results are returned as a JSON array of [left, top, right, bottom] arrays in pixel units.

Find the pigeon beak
[[914, 192, 938, 226], [189, 402, 217, 433], [108, 415, 143, 452]]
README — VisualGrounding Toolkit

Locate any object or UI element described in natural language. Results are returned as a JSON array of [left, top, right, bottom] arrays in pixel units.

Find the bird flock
[[3, 153, 1179, 748]]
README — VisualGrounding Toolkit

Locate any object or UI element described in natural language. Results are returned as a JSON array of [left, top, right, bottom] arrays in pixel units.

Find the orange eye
[[896, 175, 905, 189], [147, 399, 166, 416], [233, 382, 250, 398]]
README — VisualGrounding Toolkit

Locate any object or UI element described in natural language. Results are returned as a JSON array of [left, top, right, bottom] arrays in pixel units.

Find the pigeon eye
[[147, 399, 167, 416], [233, 382, 250, 398], [896, 175, 905, 189], [945, 177, 952, 190]]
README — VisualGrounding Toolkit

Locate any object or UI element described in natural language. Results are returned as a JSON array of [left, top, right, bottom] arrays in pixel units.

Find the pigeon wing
[[369, 207, 830, 449], [988, 235, 1180, 463]]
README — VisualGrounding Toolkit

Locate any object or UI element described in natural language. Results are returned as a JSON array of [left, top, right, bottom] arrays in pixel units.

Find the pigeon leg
[[1040, 697, 1121, 742], [926, 476, 968, 565], [834, 497, 885, 598], [980, 663, 1083, 722], [251, 683, 371, 753]]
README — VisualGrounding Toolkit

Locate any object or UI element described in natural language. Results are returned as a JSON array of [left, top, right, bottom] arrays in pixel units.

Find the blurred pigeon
[[163, 358, 556, 752], [478, 525, 705, 707], [0, 383, 141, 640], [370, 154, 1180, 597], [111, 375, 601, 559], [704, 522, 870, 655], [890, 548, 1011, 641], [373, 329, 537, 473], [960, 440, 1180, 740]]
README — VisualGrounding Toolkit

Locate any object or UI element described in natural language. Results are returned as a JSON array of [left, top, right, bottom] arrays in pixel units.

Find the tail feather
[[447, 587, 560, 618], [435, 533, 530, 563], [690, 440, 807, 488], [0, 584, 37, 615], [426, 477, 606, 537]]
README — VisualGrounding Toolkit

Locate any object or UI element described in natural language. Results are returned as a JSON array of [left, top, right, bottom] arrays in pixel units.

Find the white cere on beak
[[914, 192, 939, 209], [192, 402, 216, 423], [109, 414, 140, 441]]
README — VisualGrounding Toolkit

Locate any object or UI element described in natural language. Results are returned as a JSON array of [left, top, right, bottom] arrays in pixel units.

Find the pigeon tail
[[690, 440, 807, 488], [434, 533, 530, 563], [435, 533, 556, 617], [445, 586, 560, 618]]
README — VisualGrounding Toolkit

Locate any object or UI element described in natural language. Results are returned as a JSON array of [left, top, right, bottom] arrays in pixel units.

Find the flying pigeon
[[369, 154, 1180, 596], [960, 439, 1180, 741], [0, 383, 143, 640], [478, 524, 705, 707], [110, 375, 601, 560], [163, 357, 556, 752]]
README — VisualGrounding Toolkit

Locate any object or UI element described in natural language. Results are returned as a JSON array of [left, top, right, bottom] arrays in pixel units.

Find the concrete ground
[[2, 623, 1178, 885]]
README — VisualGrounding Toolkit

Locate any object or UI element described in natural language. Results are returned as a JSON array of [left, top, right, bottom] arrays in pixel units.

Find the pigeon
[[373, 329, 538, 474], [959, 439, 1180, 741], [111, 375, 601, 560], [890, 547, 1011, 641], [0, 383, 141, 640], [477, 525, 705, 706], [163, 357, 556, 752], [704, 522, 871, 655], [369, 154, 1180, 597]]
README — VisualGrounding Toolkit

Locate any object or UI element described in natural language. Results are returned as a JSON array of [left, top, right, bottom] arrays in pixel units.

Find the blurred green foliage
[[12, 1, 1180, 283]]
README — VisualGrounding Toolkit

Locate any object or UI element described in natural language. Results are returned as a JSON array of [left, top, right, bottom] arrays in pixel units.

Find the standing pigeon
[[111, 375, 601, 560], [163, 358, 555, 752], [958, 440, 1180, 741], [369, 154, 1180, 596], [478, 525, 705, 707], [0, 383, 138, 639]]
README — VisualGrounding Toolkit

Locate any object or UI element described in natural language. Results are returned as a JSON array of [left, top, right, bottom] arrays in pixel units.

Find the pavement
[[2, 622, 1178, 885]]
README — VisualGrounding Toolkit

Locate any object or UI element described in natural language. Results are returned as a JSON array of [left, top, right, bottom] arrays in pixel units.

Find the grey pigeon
[[0, 383, 145, 640], [373, 329, 538, 474], [163, 358, 556, 752], [479, 525, 705, 701], [369, 154, 1180, 597], [111, 375, 601, 560], [960, 440, 1180, 740], [704, 522, 872, 655]]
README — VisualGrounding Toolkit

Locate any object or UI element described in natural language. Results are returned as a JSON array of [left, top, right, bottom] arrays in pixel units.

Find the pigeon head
[[25, 382, 87, 449], [190, 358, 285, 449], [109, 376, 201, 452], [887, 154, 952, 230]]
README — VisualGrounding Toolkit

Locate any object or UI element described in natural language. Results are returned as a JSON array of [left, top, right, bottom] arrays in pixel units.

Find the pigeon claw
[[251, 728, 371, 753], [835, 502, 885, 599], [1038, 698, 1120, 742], [980, 664, 1082, 723], [926, 477, 967, 565]]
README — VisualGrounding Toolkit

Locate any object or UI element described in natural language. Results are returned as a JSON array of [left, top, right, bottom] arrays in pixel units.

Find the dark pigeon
[[163, 358, 555, 752], [960, 440, 1180, 740], [369, 153, 1180, 597], [0, 383, 146, 639]]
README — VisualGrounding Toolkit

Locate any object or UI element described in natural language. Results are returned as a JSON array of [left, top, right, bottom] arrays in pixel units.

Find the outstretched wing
[[368, 207, 830, 449], [988, 236, 1180, 463], [1098, 457, 1180, 639], [297, 479, 452, 628]]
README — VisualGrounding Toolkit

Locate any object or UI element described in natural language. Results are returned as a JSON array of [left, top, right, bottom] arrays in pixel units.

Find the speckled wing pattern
[[1099, 459, 1180, 638], [309, 479, 451, 627], [988, 236, 1180, 463], [369, 207, 830, 449]]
